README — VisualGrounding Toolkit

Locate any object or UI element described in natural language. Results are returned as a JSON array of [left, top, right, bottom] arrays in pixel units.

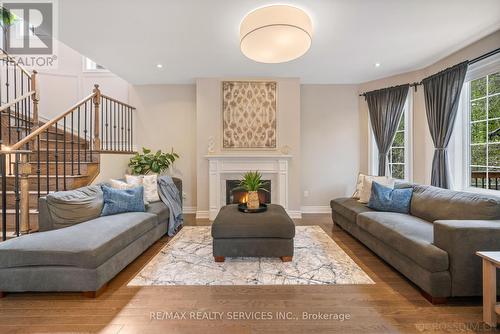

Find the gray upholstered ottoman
[[211, 204, 295, 262]]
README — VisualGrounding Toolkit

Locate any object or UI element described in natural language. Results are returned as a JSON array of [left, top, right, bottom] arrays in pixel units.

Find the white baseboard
[[182, 206, 196, 214], [287, 210, 302, 219], [300, 206, 331, 214], [195, 211, 209, 219]]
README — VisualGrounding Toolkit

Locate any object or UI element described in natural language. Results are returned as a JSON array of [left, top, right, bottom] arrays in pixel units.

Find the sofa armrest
[[433, 219, 500, 296], [37, 197, 55, 232]]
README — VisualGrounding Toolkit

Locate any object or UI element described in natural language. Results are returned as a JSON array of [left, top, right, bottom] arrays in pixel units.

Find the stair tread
[[2, 190, 53, 194], [29, 161, 97, 164], [40, 138, 87, 143], [5, 174, 88, 178], [7, 125, 67, 134], [3, 209, 39, 213], [31, 148, 92, 153]]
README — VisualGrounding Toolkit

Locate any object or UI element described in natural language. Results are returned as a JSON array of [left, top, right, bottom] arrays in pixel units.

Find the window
[[83, 57, 108, 72], [388, 109, 407, 180], [369, 95, 412, 180], [467, 71, 500, 190]]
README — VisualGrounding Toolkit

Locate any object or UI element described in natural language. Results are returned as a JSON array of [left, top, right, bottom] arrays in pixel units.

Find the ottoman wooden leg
[[214, 256, 225, 262], [280, 256, 293, 262]]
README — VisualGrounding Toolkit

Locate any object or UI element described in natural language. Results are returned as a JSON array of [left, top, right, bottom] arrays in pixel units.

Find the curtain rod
[[359, 47, 500, 97]]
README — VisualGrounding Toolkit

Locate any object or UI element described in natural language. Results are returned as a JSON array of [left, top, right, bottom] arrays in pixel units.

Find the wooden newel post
[[31, 70, 39, 150], [19, 153, 31, 234], [93, 84, 101, 151]]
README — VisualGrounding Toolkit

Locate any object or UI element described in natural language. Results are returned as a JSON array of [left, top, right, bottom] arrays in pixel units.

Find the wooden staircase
[[0, 48, 135, 240], [1, 109, 100, 235]]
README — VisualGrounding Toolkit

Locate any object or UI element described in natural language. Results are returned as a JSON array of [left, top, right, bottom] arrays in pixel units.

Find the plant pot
[[247, 191, 260, 209]]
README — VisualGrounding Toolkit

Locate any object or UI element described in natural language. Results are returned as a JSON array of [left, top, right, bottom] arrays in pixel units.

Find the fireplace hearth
[[226, 180, 271, 205]]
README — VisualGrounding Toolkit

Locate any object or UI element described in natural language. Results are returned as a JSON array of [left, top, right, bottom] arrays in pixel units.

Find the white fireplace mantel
[[205, 154, 292, 220]]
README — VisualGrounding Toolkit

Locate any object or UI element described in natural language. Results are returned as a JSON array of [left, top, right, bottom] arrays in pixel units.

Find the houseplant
[[239, 171, 268, 209], [128, 147, 179, 175]]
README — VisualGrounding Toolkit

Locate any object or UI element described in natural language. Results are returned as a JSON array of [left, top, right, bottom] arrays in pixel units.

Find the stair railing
[[0, 48, 38, 149], [100, 94, 135, 152], [0, 149, 30, 240], [1, 84, 135, 240]]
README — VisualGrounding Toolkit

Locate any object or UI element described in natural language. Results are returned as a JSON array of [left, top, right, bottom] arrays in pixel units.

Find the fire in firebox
[[226, 180, 271, 205]]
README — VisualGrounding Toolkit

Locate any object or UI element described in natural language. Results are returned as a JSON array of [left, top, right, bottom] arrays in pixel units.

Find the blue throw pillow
[[101, 185, 145, 216], [367, 181, 413, 214]]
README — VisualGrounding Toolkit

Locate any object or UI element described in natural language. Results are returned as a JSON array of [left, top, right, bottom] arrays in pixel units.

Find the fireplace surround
[[205, 154, 292, 220]]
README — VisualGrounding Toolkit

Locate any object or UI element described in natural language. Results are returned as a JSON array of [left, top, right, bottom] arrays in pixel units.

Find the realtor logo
[[0, 1, 57, 68], [2, 2, 53, 54]]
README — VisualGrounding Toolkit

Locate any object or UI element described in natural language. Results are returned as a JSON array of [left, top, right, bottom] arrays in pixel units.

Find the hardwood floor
[[0, 214, 491, 334]]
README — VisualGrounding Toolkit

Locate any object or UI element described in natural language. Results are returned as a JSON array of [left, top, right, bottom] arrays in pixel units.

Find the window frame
[[459, 55, 500, 195], [82, 56, 109, 73], [368, 92, 413, 181]]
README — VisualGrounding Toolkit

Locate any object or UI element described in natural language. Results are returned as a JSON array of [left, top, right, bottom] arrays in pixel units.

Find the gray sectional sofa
[[0, 178, 181, 297], [331, 184, 500, 302]]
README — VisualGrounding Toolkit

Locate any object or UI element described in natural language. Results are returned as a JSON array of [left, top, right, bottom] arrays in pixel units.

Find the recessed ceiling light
[[374, 63, 381, 68], [156, 64, 163, 69]]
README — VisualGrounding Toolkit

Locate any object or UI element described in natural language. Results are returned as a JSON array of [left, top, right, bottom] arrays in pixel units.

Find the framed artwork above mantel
[[222, 80, 278, 150]]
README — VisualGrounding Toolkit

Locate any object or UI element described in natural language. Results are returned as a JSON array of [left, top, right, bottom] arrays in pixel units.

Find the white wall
[[196, 78, 302, 215], [300, 85, 360, 210], [36, 40, 129, 121], [92, 153, 134, 184], [129, 85, 197, 210]]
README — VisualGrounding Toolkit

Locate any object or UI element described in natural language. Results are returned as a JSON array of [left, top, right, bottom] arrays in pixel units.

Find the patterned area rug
[[128, 226, 374, 286]]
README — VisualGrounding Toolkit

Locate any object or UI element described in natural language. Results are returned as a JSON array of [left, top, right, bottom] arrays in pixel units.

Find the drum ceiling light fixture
[[240, 5, 313, 63]]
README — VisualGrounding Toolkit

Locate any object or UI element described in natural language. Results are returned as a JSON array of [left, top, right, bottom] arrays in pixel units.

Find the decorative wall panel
[[222, 81, 277, 149]]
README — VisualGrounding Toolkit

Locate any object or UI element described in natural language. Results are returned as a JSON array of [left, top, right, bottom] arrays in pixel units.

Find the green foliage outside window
[[469, 72, 500, 190], [389, 113, 406, 180]]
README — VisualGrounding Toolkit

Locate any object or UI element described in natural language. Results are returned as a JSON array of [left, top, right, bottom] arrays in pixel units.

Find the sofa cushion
[[146, 201, 170, 223], [330, 198, 374, 223], [357, 212, 449, 272], [411, 185, 500, 222], [0, 212, 159, 269], [46, 185, 103, 229], [353, 173, 394, 200], [101, 185, 145, 216], [109, 178, 149, 205], [368, 182, 413, 214], [359, 175, 395, 204]]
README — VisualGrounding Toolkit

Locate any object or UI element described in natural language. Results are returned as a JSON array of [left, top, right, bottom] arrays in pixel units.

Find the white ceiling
[[58, 0, 500, 85]]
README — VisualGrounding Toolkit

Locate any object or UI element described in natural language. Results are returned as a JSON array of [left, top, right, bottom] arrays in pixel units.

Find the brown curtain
[[423, 61, 468, 188], [366, 84, 409, 176]]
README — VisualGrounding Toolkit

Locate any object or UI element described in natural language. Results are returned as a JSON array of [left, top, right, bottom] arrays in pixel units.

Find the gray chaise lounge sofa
[[0, 178, 181, 297], [331, 184, 500, 303]]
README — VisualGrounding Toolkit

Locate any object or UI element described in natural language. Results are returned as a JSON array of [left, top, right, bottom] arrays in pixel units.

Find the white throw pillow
[[110, 178, 134, 190], [358, 175, 395, 204], [111, 178, 148, 205], [142, 174, 160, 203], [125, 174, 142, 187], [353, 173, 384, 199], [125, 174, 160, 203], [352, 173, 365, 199]]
